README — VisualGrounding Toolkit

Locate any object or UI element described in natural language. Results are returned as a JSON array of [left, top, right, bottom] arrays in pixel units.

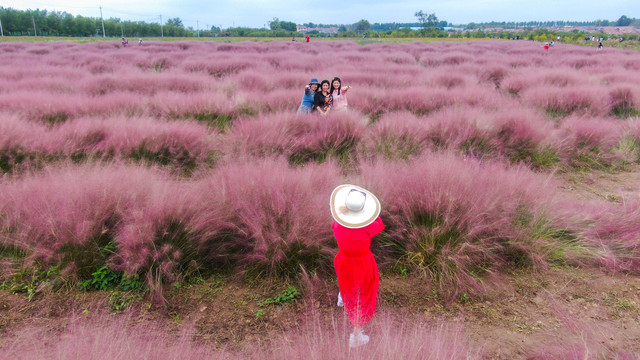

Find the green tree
[[353, 19, 370, 34], [415, 10, 438, 35], [280, 20, 297, 32], [616, 15, 632, 26], [269, 17, 281, 30], [166, 17, 183, 27]]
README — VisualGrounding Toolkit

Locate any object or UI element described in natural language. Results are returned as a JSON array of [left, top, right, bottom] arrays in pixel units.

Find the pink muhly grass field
[[2, 40, 639, 123], [1, 40, 640, 306]]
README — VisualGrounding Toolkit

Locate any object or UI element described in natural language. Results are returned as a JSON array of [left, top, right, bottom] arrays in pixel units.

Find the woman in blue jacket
[[297, 78, 320, 114]]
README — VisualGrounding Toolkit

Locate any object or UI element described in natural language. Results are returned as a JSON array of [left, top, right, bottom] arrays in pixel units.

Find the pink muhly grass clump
[[364, 106, 552, 167], [52, 116, 214, 171], [82, 72, 209, 96], [147, 90, 235, 122], [554, 116, 625, 170], [0, 91, 143, 122], [607, 85, 640, 118], [240, 88, 300, 113], [193, 158, 341, 276], [0, 164, 171, 278], [576, 200, 640, 273], [0, 313, 221, 360], [477, 65, 511, 89], [259, 312, 479, 360], [0, 114, 47, 150], [0, 115, 214, 173], [356, 152, 564, 297], [359, 111, 432, 161], [182, 54, 257, 78], [110, 179, 202, 295], [352, 87, 454, 116], [525, 85, 604, 117], [503, 69, 584, 96], [222, 111, 366, 166]]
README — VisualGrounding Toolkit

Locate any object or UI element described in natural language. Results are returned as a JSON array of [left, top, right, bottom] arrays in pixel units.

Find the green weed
[[109, 290, 142, 313], [79, 266, 140, 291], [257, 286, 301, 307], [1, 265, 62, 301]]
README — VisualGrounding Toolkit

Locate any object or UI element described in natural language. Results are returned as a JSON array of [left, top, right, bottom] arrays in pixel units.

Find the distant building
[[296, 25, 339, 34]]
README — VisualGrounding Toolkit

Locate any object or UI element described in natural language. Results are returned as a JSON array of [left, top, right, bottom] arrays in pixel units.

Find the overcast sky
[[2, 0, 637, 29]]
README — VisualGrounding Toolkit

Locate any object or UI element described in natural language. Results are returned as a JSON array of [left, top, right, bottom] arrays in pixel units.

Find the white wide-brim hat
[[330, 184, 381, 229]]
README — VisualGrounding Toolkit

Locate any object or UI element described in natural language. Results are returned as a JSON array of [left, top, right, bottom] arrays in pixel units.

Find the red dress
[[333, 217, 385, 327]]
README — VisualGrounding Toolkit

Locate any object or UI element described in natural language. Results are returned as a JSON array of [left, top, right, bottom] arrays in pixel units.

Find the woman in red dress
[[330, 184, 385, 348]]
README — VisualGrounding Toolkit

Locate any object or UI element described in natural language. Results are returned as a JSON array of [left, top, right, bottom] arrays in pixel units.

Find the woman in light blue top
[[297, 78, 320, 114]]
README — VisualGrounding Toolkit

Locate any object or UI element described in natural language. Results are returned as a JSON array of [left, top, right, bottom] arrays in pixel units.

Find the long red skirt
[[334, 251, 379, 327]]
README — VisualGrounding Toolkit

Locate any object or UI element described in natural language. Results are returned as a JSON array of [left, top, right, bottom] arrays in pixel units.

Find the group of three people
[[298, 77, 351, 115]]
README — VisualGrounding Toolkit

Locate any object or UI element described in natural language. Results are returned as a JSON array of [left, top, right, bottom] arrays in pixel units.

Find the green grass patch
[[187, 112, 234, 130], [287, 137, 357, 168], [529, 146, 560, 170], [374, 135, 423, 161], [128, 145, 198, 174], [611, 106, 640, 118]]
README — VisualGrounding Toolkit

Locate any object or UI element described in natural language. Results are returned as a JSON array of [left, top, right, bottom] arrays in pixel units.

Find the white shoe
[[349, 333, 369, 348], [337, 292, 344, 307]]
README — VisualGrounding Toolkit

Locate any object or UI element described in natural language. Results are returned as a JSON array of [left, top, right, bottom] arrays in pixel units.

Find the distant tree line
[[466, 15, 639, 29], [0, 7, 220, 37]]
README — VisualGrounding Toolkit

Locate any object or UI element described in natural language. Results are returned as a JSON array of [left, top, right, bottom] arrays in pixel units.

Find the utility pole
[[120, 23, 124, 37], [0, 18, 4, 37], [159, 14, 163, 37], [197, 20, 199, 37], [32, 15, 37, 36], [99, 6, 105, 37]]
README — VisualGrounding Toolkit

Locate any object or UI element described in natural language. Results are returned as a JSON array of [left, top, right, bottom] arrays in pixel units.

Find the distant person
[[314, 80, 332, 116], [291, 37, 296, 42], [121, 37, 129, 47], [598, 42, 604, 50], [543, 42, 550, 51], [330, 184, 385, 348], [138, 38, 144, 45], [297, 78, 319, 114], [306, 35, 310, 43], [330, 77, 351, 112]]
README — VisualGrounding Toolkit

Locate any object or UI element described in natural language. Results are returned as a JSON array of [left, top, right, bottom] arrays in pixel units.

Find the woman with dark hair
[[313, 80, 332, 116], [298, 78, 320, 114], [330, 77, 351, 112]]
